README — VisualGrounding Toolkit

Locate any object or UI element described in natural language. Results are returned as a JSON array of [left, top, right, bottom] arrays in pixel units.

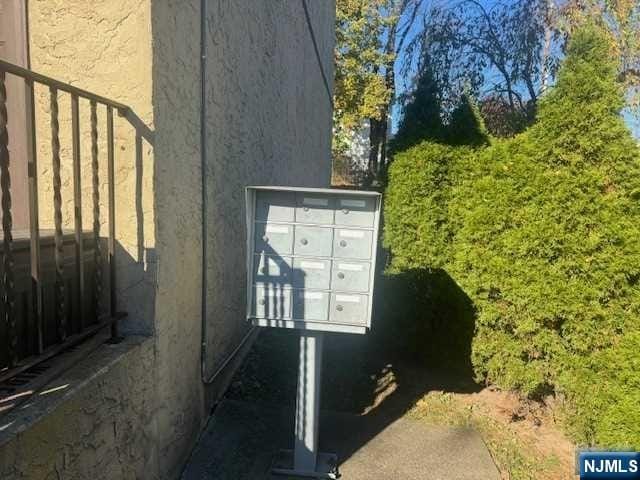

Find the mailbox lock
[[340, 240, 347, 247], [262, 235, 269, 243], [303, 206, 310, 212], [342, 208, 349, 214], [337, 272, 345, 279], [336, 305, 344, 312], [301, 238, 308, 245]]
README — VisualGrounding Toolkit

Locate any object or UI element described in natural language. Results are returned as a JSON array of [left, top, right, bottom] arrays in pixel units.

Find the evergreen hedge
[[384, 25, 640, 448]]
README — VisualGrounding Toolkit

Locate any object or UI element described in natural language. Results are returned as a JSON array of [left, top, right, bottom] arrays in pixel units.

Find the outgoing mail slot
[[293, 258, 331, 290], [255, 191, 295, 222], [331, 260, 370, 292], [253, 285, 292, 319], [292, 290, 329, 321], [329, 293, 368, 324], [294, 225, 333, 257], [295, 193, 334, 225], [254, 254, 292, 285], [334, 196, 376, 227], [333, 229, 372, 260], [255, 223, 293, 255]]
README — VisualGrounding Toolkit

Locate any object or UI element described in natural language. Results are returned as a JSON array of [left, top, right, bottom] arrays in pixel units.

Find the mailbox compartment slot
[[292, 289, 329, 321], [292, 258, 331, 290], [253, 285, 292, 319], [333, 228, 372, 260], [331, 260, 370, 292], [255, 223, 294, 255], [295, 193, 334, 225], [334, 196, 376, 227], [254, 254, 292, 286], [294, 225, 333, 257], [255, 191, 295, 222], [329, 293, 368, 324]]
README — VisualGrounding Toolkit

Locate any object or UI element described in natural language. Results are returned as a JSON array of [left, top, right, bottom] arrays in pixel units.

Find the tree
[[559, 0, 640, 112], [391, 57, 444, 150], [405, 0, 562, 135], [334, 0, 425, 182]]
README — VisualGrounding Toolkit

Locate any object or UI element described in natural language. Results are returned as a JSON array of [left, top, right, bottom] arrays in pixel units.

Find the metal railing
[[0, 59, 129, 382]]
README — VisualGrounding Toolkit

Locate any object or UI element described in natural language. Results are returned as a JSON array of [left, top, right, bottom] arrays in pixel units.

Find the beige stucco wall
[[203, 0, 335, 372], [149, 1, 205, 474], [28, 0, 157, 333], [0, 0, 335, 478], [0, 337, 158, 480]]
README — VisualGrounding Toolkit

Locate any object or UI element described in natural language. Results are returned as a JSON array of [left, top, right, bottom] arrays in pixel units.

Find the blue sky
[[391, 0, 640, 139]]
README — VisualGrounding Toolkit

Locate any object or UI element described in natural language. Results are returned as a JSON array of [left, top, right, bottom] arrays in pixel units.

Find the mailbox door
[[292, 258, 331, 290], [334, 196, 376, 227], [293, 225, 333, 257], [253, 286, 292, 319], [292, 290, 329, 321], [254, 223, 294, 255], [254, 254, 292, 286], [255, 191, 295, 222], [333, 228, 373, 260], [331, 260, 370, 292], [295, 193, 334, 225], [329, 293, 368, 324]]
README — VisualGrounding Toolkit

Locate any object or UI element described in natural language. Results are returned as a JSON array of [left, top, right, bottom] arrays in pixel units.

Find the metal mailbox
[[245, 186, 382, 479], [246, 186, 382, 335]]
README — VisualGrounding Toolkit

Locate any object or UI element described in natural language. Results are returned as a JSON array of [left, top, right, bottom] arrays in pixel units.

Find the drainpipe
[[199, 0, 211, 384], [199, 1, 257, 385]]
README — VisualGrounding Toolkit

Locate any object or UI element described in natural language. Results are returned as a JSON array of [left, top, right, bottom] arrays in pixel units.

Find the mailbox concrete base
[[271, 450, 338, 479]]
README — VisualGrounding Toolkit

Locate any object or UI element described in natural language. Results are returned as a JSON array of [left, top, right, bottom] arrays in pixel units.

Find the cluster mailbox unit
[[245, 186, 382, 478]]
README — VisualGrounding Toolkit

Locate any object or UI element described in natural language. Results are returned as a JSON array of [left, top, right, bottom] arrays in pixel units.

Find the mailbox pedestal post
[[271, 331, 338, 479]]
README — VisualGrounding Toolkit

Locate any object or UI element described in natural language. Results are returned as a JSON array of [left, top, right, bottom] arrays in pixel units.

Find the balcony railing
[[0, 59, 129, 383]]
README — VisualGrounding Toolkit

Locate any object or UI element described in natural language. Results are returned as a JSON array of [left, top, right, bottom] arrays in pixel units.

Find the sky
[[390, 0, 640, 139]]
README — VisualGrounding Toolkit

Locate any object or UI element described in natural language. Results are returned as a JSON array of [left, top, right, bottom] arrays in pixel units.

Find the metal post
[[271, 331, 338, 479], [294, 331, 323, 470], [71, 94, 85, 327]]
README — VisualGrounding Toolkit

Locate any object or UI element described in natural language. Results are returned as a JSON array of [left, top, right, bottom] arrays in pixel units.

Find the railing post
[[50, 86, 67, 341], [90, 100, 102, 321], [25, 78, 43, 354], [0, 71, 17, 367], [71, 94, 85, 329], [107, 106, 119, 341]]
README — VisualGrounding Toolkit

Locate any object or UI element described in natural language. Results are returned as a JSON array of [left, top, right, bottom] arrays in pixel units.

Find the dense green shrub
[[384, 25, 640, 448]]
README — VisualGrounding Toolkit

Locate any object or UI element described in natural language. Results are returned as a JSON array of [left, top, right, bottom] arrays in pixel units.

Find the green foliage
[[384, 24, 640, 448], [391, 64, 490, 152], [334, 0, 395, 129], [392, 62, 444, 150], [446, 94, 490, 147]]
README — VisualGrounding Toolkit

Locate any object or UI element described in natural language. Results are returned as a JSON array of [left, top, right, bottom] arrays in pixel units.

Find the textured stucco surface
[[0, 0, 336, 478], [204, 0, 335, 372], [0, 337, 158, 480], [149, 1, 205, 476]]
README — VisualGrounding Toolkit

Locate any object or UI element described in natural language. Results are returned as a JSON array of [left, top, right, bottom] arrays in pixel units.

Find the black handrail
[[0, 59, 127, 380], [0, 59, 129, 112]]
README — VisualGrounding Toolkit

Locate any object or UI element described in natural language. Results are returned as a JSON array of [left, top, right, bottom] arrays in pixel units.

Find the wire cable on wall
[[302, 0, 334, 109]]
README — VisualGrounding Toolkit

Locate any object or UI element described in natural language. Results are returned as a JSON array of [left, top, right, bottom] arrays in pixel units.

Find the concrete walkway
[[181, 399, 500, 480]]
